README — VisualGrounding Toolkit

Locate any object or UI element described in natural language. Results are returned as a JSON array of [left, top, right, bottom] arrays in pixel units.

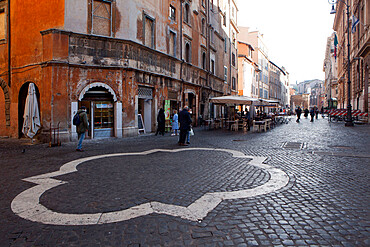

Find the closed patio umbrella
[[22, 83, 41, 139]]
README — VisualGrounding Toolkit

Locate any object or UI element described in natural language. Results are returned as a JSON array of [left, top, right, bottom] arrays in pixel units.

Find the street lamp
[[328, 0, 354, 126]]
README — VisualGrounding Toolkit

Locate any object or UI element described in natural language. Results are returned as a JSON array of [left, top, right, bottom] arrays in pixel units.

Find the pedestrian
[[245, 109, 251, 131], [178, 106, 192, 146], [310, 107, 315, 122], [304, 108, 309, 118], [171, 110, 179, 136], [155, 108, 165, 136], [76, 106, 89, 152], [315, 107, 319, 119], [295, 106, 302, 123]]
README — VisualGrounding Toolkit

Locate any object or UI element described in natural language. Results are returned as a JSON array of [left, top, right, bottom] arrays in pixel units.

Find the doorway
[[138, 98, 152, 133], [80, 87, 114, 138]]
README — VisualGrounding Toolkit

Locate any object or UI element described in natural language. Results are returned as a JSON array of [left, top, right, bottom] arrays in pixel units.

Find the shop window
[[144, 14, 155, 48], [91, 0, 112, 36]]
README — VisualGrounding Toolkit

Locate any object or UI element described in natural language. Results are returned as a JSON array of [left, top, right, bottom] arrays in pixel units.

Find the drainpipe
[[180, 0, 184, 108], [7, 0, 11, 87]]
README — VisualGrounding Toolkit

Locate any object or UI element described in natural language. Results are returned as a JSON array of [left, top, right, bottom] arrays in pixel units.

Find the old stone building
[[331, 0, 369, 116], [0, 0, 238, 140]]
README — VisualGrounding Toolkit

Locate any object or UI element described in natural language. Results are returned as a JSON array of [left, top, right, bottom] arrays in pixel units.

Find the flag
[[351, 15, 359, 33], [333, 33, 338, 60]]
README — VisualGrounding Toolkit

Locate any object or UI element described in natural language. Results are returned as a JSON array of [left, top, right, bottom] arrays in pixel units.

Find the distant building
[[291, 94, 310, 110], [323, 33, 339, 109], [238, 27, 269, 99], [237, 41, 259, 98]]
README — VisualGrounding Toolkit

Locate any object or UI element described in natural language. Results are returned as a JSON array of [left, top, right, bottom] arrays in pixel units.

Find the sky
[[237, 0, 335, 85]]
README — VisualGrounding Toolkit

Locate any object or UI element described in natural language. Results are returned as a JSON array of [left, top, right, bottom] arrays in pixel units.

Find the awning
[[210, 95, 259, 105]]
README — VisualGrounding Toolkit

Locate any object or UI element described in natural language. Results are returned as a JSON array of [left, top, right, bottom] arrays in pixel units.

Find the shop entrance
[[138, 87, 153, 133], [80, 87, 114, 138]]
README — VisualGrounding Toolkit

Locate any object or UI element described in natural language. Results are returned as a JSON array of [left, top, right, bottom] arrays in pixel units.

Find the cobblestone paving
[[0, 117, 369, 246]]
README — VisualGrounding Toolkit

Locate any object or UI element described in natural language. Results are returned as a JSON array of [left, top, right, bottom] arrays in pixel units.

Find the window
[[211, 30, 214, 43], [92, 0, 112, 36], [184, 3, 190, 24], [232, 77, 236, 90], [224, 66, 228, 81], [223, 14, 226, 26], [202, 0, 205, 7], [224, 39, 227, 53], [144, 15, 155, 48], [0, 8, 5, 40], [201, 18, 206, 35], [232, 31, 236, 46], [211, 0, 214, 11], [232, 53, 235, 66], [169, 5, 176, 20], [202, 52, 206, 70], [185, 42, 191, 63], [211, 59, 215, 74], [169, 31, 176, 57]]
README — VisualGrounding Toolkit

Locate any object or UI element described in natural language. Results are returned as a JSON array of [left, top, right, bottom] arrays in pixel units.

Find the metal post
[[345, 0, 354, 126]]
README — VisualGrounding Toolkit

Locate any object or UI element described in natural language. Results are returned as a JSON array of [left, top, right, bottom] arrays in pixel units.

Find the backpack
[[73, 112, 81, 126]]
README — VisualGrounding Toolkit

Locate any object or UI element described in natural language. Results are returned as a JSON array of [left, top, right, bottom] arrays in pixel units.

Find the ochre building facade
[[0, 0, 238, 140]]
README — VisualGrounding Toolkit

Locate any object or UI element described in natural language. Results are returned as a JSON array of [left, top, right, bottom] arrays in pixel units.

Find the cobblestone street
[[1, 117, 369, 246]]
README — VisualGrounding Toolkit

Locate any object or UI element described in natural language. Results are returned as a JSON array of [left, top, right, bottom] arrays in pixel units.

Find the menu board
[[165, 100, 171, 120]]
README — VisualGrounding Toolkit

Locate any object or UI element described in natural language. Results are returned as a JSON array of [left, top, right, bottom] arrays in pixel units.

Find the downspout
[[207, 0, 211, 118], [229, 0, 232, 96], [7, 0, 11, 87], [180, 0, 184, 108]]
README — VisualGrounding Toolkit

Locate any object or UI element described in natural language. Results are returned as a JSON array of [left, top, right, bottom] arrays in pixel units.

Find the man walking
[[76, 106, 89, 152], [295, 106, 302, 123], [178, 106, 192, 146]]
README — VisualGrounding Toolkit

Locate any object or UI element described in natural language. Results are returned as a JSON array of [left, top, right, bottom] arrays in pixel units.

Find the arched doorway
[[18, 82, 40, 138], [76, 82, 121, 139], [80, 87, 115, 138]]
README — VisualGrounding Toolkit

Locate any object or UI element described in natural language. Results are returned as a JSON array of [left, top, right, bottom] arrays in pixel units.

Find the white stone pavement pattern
[[11, 148, 289, 226]]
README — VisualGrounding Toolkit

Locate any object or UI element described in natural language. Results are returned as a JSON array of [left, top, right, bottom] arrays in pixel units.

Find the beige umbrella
[[22, 83, 41, 139]]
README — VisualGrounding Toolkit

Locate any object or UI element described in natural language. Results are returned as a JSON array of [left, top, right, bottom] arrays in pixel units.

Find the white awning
[[210, 95, 259, 105]]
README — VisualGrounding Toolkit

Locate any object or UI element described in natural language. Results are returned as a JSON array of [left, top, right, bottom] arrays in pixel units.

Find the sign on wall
[[165, 100, 171, 120]]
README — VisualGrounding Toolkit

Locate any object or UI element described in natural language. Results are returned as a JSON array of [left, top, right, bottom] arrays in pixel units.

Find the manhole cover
[[282, 142, 304, 149]]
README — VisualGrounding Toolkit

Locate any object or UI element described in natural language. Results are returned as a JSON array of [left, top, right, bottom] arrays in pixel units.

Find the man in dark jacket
[[155, 108, 165, 136], [295, 106, 302, 123], [178, 106, 192, 146], [76, 106, 89, 152]]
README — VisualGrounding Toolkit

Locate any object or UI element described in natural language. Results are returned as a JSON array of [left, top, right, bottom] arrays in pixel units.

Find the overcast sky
[[237, 0, 335, 85]]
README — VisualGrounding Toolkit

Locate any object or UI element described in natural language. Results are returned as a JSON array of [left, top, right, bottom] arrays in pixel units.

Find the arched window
[[202, 52, 206, 70], [201, 18, 205, 35], [184, 3, 190, 24], [185, 43, 191, 63]]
